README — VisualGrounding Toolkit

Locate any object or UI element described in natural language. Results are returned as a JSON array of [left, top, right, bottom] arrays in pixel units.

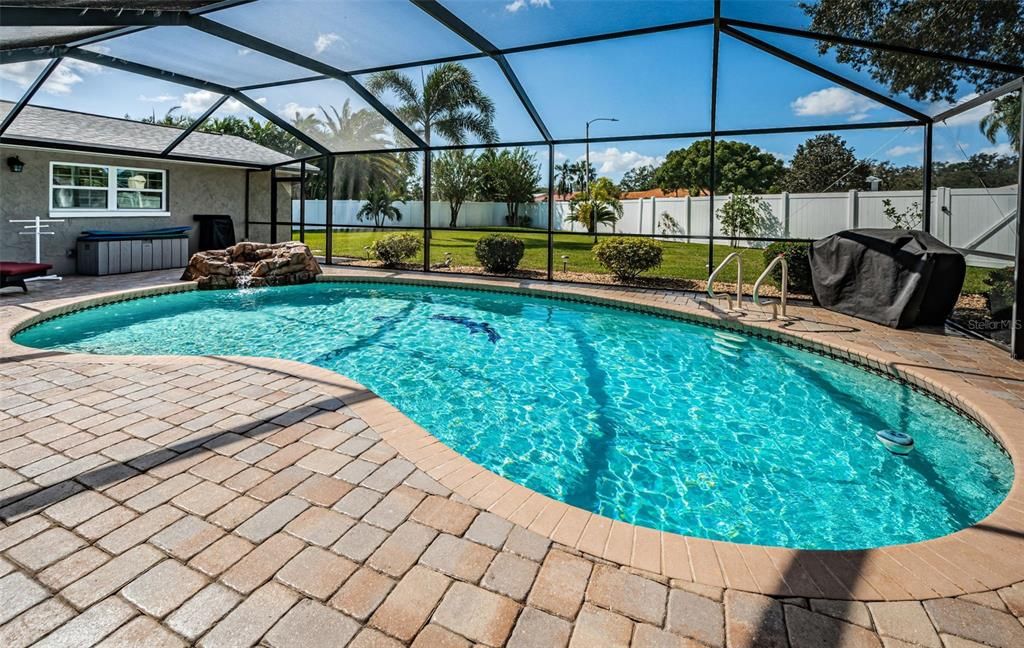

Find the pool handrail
[[707, 252, 743, 310], [753, 254, 788, 319]]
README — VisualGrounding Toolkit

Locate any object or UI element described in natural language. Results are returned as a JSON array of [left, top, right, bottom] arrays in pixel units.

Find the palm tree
[[554, 161, 574, 197], [366, 63, 498, 146], [139, 106, 193, 128], [566, 178, 623, 242], [357, 185, 405, 229], [313, 100, 414, 200], [979, 94, 1021, 153], [571, 161, 596, 192]]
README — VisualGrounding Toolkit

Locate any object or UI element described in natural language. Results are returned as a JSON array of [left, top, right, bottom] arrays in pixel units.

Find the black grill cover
[[194, 214, 236, 251], [808, 229, 965, 329]]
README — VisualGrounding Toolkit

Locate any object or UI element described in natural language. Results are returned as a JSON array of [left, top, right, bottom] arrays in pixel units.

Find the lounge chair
[[0, 262, 53, 292]]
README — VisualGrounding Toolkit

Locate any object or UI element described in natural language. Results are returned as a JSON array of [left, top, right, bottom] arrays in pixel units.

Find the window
[[50, 162, 167, 216]]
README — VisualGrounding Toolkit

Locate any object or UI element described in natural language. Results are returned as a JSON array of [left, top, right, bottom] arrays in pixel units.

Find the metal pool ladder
[[707, 252, 744, 311], [753, 254, 789, 319]]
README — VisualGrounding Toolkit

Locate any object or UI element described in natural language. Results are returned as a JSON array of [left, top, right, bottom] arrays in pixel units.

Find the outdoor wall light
[[561, 254, 569, 272], [7, 156, 25, 173]]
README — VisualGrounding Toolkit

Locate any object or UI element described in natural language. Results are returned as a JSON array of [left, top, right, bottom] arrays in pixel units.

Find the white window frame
[[49, 161, 170, 218]]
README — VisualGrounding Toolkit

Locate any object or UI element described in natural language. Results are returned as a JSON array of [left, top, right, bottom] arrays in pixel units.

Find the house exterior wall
[[0, 146, 268, 276]]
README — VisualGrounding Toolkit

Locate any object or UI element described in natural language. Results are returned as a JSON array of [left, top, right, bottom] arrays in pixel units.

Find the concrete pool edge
[[3, 273, 1023, 601]]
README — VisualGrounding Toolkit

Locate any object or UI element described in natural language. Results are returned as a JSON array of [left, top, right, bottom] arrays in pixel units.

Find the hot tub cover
[[808, 229, 965, 329], [77, 226, 191, 241]]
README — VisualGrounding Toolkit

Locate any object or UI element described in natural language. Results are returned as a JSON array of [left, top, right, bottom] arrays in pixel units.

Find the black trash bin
[[809, 228, 965, 329], [193, 214, 236, 251]]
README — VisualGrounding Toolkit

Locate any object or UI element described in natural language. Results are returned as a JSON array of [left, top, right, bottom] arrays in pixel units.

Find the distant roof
[[0, 100, 293, 167], [621, 188, 693, 200]]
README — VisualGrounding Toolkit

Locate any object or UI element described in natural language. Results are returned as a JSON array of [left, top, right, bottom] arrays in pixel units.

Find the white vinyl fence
[[294, 185, 1018, 267]]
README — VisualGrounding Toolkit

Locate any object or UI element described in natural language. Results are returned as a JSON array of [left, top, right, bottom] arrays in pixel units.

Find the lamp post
[[584, 117, 617, 195]]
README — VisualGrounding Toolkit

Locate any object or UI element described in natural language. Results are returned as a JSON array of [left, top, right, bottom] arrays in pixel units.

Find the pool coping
[[3, 272, 1023, 602]]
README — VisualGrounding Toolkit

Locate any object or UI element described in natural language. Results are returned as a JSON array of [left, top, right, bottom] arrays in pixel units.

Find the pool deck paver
[[0, 268, 1023, 646]]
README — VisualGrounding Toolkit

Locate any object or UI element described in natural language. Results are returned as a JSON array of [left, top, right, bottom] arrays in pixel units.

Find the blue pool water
[[15, 282, 1013, 549]]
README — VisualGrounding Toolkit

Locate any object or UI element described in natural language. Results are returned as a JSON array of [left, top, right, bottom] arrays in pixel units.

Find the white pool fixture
[[708, 252, 744, 312], [876, 429, 914, 454]]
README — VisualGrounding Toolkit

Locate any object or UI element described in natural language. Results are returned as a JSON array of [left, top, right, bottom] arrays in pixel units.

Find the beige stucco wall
[[0, 146, 274, 276]]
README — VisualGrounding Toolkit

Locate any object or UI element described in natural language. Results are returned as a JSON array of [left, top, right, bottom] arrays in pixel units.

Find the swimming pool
[[15, 281, 1013, 550]]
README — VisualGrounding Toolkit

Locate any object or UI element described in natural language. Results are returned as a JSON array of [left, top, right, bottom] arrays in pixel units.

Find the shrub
[[718, 193, 779, 244], [984, 266, 1015, 320], [370, 233, 421, 267], [475, 233, 525, 274], [593, 237, 663, 280], [763, 242, 812, 294]]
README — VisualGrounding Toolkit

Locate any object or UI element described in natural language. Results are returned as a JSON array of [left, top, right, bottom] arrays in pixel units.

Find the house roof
[[0, 100, 294, 168], [621, 188, 693, 200]]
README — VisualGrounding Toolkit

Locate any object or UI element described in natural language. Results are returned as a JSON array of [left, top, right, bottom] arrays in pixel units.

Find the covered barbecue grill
[[808, 229, 966, 329]]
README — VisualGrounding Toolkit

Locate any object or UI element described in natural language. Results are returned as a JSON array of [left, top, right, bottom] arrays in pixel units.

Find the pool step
[[710, 344, 741, 358], [710, 331, 747, 358], [714, 331, 747, 344]]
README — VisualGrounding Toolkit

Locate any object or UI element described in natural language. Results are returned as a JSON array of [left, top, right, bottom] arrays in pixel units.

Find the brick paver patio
[[1, 269, 1023, 647]]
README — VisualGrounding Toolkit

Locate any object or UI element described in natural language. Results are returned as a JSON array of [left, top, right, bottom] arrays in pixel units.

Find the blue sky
[[0, 0, 1014, 180]]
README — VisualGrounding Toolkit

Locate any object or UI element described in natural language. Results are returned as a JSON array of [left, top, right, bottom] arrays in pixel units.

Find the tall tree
[[554, 161, 575, 196], [803, 0, 1023, 148], [366, 63, 498, 146], [316, 101, 413, 200], [867, 161, 923, 190], [477, 148, 541, 227], [620, 165, 658, 193], [783, 134, 870, 193], [433, 150, 478, 227], [979, 94, 1021, 153], [655, 140, 784, 196], [932, 153, 1019, 188], [571, 161, 597, 192]]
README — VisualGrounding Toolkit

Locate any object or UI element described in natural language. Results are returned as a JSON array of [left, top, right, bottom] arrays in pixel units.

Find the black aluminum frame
[[2, 1, 1022, 356]]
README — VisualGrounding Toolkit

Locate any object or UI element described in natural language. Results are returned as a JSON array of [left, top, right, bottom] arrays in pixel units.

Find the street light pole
[[584, 117, 618, 196]]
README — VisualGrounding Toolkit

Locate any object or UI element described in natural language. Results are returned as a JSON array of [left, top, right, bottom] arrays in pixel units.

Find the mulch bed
[[336, 258, 988, 311]]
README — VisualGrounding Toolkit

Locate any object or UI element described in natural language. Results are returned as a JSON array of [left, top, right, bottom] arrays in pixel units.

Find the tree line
[[615, 134, 1019, 196]]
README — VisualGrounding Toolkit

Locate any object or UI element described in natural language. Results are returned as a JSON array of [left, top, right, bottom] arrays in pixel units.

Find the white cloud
[[505, 0, 550, 13], [314, 32, 340, 54], [238, 48, 252, 56], [46, 60, 104, 95], [138, 94, 178, 103], [279, 102, 318, 120], [0, 61, 47, 89], [931, 93, 996, 127], [886, 145, 922, 157], [0, 59, 103, 96], [181, 90, 220, 114], [980, 142, 1014, 156], [791, 86, 880, 122], [553, 151, 568, 161], [180, 90, 265, 116], [578, 147, 666, 176]]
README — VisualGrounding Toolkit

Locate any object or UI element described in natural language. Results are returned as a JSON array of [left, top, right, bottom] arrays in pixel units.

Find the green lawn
[[294, 228, 999, 295]]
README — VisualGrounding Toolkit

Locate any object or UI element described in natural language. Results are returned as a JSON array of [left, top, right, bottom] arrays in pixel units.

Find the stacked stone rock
[[181, 242, 322, 289]]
